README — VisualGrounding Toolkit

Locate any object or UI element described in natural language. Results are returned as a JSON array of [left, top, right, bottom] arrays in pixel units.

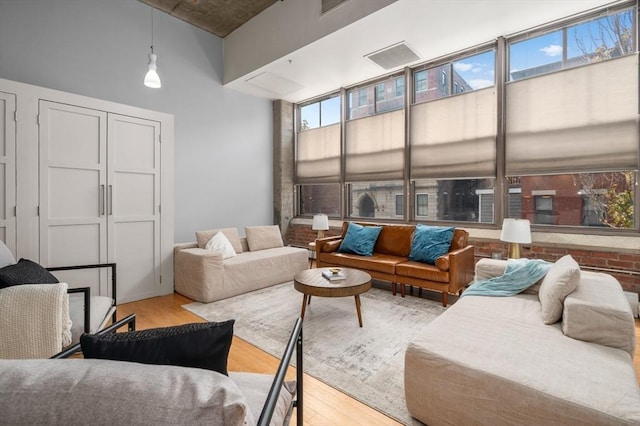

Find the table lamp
[[500, 218, 531, 259], [312, 214, 329, 240]]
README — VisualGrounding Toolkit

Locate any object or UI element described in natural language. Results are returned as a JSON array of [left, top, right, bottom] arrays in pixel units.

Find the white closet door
[[0, 92, 16, 254], [107, 114, 161, 303], [39, 101, 108, 296]]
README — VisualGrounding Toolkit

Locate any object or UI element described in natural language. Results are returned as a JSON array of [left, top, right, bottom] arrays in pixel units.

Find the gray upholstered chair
[[0, 241, 117, 359]]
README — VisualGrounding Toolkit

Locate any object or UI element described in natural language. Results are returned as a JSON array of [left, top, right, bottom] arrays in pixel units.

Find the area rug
[[183, 282, 446, 425]]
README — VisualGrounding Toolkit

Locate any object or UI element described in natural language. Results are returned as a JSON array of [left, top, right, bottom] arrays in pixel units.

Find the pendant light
[[144, 8, 161, 88]]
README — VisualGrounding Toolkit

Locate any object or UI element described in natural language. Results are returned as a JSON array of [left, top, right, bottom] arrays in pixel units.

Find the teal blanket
[[463, 258, 552, 297]]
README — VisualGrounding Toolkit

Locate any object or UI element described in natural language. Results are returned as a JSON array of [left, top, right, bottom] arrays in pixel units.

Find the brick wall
[[287, 223, 640, 294]]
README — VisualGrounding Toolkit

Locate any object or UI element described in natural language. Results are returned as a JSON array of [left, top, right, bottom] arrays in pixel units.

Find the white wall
[[0, 0, 273, 243]]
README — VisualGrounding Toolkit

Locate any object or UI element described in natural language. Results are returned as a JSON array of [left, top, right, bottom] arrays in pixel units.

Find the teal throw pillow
[[409, 224, 455, 265], [338, 223, 382, 256]]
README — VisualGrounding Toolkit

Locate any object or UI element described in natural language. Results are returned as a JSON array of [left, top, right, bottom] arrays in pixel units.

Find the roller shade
[[345, 109, 405, 181], [296, 124, 340, 183], [506, 54, 639, 176], [411, 87, 497, 179]]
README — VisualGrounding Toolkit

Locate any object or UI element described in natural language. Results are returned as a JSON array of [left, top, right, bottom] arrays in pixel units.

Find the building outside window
[[347, 181, 404, 219]]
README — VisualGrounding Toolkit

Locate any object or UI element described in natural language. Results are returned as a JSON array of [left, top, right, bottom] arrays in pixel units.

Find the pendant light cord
[[150, 7, 154, 54]]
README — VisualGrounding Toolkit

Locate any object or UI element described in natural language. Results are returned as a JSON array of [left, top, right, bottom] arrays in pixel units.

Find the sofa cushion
[[196, 228, 244, 254], [408, 224, 455, 265], [0, 359, 253, 425], [562, 271, 636, 356], [538, 255, 580, 324], [396, 260, 449, 283], [0, 258, 59, 289], [245, 225, 284, 251], [230, 372, 296, 426], [338, 222, 382, 256], [320, 252, 404, 275], [205, 232, 237, 260], [81, 320, 235, 375], [373, 224, 415, 257]]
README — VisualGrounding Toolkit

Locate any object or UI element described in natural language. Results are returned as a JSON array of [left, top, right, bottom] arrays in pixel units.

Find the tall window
[[506, 6, 637, 229], [296, 94, 341, 217], [294, 3, 638, 232]]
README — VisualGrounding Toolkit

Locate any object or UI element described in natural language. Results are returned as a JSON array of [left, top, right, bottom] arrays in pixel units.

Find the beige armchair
[[0, 242, 118, 359]]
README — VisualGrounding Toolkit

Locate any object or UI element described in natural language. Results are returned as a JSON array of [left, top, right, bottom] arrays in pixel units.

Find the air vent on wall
[[365, 42, 421, 70], [322, 0, 348, 14]]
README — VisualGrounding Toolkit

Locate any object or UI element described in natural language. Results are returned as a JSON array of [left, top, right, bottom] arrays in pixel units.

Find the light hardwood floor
[[117, 292, 640, 426]]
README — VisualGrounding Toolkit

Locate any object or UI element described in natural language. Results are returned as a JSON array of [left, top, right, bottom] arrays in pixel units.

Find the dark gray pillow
[[80, 320, 235, 375], [0, 258, 59, 289]]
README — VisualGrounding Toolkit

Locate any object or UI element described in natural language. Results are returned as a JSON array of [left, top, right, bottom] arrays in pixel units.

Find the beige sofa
[[175, 226, 308, 303], [1, 318, 303, 426], [405, 257, 640, 426]]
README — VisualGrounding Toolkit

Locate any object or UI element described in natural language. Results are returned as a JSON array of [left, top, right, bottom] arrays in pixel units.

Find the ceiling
[[139, 0, 279, 38], [140, 0, 618, 103]]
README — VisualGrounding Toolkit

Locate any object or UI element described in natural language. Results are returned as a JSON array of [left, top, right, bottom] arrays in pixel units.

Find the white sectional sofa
[[405, 257, 640, 426], [174, 226, 308, 303]]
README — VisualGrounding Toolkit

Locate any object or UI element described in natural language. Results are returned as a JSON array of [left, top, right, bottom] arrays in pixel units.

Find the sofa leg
[[418, 288, 422, 297], [392, 282, 396, 296], [401, 284, 405, 298], [442, 292, 448, 307]]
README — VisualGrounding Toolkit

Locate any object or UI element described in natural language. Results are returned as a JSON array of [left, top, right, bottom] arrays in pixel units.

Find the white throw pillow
[[245, 225, 284, 251], [205, 232, 237, 259], [196, 228, 243, 253], [0, 240, 16, 269], [538, 254, 580, 324]]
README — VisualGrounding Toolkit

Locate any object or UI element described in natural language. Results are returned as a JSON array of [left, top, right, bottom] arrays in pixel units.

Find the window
[[414, 70, 427, 93], [348, 74, 405, 119], [535, 195, 555, 225], [413, 49, 495, 103], [476, 189, 494, 223], [294, 4, 638, 233], [395, 194, 404, 216], [412, 179, 494, 222], [296, 95, 341, 184], [299, 95, 340, 130], [297, 184, 341, 217], [376, 83, 385, 101], [415, 193, 428, 217], [507, 173, 635, 229], [347, 181, 404, 219], [509, 7, 634, 81], [358, 89, 368, 106], [395, 78, 404, 97]]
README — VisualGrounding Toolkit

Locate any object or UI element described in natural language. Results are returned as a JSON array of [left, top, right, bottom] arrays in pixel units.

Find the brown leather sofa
[[316, 222, 474, 306]]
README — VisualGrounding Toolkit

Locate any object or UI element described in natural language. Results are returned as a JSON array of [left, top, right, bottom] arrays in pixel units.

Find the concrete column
[[273, 100, 295, 243]]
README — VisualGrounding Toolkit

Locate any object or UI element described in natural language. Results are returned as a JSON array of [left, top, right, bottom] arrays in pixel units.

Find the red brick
[[607, 259, 637, 270]]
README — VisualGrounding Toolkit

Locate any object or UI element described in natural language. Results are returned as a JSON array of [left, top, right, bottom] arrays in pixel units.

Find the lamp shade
[[500, 218, 531, 244], [312, 214, 329, 231], [144, 52, 161, 88]]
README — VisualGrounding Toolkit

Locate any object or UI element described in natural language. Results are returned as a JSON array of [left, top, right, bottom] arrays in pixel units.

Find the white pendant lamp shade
[[144, 51, 161, 88], [143, 7, 161, 89]]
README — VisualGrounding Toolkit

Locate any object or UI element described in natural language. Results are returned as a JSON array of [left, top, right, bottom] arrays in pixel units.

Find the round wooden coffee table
[[294, 267, 372, 327]]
